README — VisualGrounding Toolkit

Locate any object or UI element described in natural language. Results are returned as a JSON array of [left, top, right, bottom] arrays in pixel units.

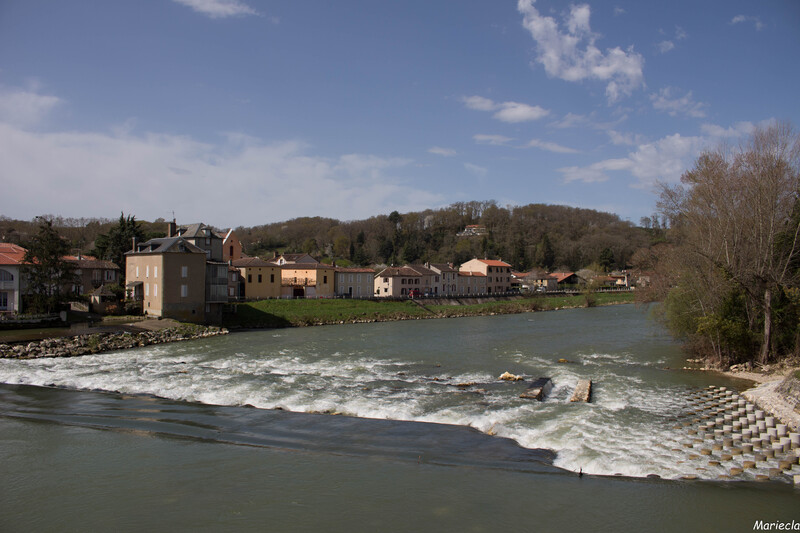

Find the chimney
[[168, 219, 177, 238], [132, 236, 137, 251]]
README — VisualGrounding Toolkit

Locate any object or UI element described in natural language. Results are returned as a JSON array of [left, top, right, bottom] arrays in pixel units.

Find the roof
[[550, 272, 577, 283], [177, 223, 217, 239], [127, 237, 205, 255], [375, 266, 423, 277], [64, 256, 120, 270], [407, 264, 437, 276], [231, 257, 275, 268], [476, 259, 512, 268], [458, 271, 486, 277], [270, 253, 319, 265], [0, 243, 27, 266], [428, 263, 457, 273], [335, 267, 376, 273]]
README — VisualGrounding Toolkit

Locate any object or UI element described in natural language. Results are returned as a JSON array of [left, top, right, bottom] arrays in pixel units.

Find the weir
[[673, 385, 800, 483]]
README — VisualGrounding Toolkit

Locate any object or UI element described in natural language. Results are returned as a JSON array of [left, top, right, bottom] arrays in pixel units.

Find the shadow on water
[[0, 383, 561, 474]]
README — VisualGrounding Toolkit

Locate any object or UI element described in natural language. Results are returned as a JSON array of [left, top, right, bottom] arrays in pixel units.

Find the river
[[1, 305, 798, 531]]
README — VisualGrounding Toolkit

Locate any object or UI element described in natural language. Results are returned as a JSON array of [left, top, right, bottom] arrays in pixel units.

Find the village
[[0, 220, 634, 325]]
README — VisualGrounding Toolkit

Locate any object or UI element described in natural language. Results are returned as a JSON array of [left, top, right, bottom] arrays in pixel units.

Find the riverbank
[[0, 320, 228, 359], [223, 292, 634, 329], [720, 363, 800, 432]]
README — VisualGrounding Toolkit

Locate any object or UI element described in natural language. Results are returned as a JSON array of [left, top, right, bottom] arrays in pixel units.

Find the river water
[[1, 305, 798, 531]]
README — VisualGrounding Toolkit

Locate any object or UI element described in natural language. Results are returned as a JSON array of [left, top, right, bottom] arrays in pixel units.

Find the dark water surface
[[1, 305, 798, 531]]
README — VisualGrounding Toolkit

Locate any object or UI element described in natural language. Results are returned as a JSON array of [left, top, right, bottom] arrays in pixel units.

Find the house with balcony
[[280, 264, 336, 298], [0, 243, 26, 315], [459, 258, 513, 294], [270, 253, 318, 266]]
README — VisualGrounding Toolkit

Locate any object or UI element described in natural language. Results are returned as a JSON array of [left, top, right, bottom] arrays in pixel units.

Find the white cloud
[[613, 7, 626, 16], [607, 129, 646, 146], [657, 41, 675, 53], [0, 87, 61, 128], [517, 0, 644, 103], [428, 146, 457, 157], [464, 163, 488, 177], [527, 139, 579, 154], [473, 134, 514, 146], [559, 133, 705, 186], [0, 119, 443, 227], [731, 15, 765, 31], [700, 121, 757, 139], [172, 0, 258, 19], [462, 95, 549, 123], [550, 112, 589, 129], [650, 87, 707, 118]]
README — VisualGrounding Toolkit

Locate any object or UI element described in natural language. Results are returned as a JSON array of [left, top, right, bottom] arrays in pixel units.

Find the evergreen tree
[[92, 213, 145, 283], [22, 218, 77, 313]]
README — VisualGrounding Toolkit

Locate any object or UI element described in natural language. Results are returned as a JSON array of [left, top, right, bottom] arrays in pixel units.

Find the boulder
[[520, 377, 553, 400], [499, 371, 523, 381]]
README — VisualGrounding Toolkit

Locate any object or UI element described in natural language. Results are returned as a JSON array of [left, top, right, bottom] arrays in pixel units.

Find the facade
[[373, 266, 423, 297], [281, 264, 336, 298], [125, 237, 208, 322], [231, 257, 281, 299], [457, 271, 487, 295], [550, 272, 583, 288], [407, 264, 438, 295], [427, 263, 458, 295], [0, 243, 26, 314], [221, 229, 244, 262], [64, 255, 120, 295], [334, 267, 376, 298], [459, 258, 513, 294]]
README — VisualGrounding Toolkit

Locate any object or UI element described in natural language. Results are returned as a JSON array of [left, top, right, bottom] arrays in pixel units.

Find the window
[[154, 284, 158, 297], [229, 287, 234, 296], [181, 266, 188, 278], [357, 274, 361, 283], [383, 277, 388, 283], [105, 270, 115, 281], [154, 266, 158, 278], [323, 275, 328, 284], [231, 273, 236, 282], [181, 285, 188, 297], [205, 238, 211, 245], [136, 266, 139, 278], [270, 274, 275, 283], [349, 274, 354, 282], [258, 274, 263, 283], [229, 245, 234, 257], [145, 283, 149, 297], [0, 269, 13, 281], [0, 292, 8, 309], [247, 274, 252, 283], [146, 265, 150, 278]]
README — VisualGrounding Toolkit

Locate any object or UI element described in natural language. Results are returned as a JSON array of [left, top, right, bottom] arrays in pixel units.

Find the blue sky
[[1, 0, 798, 228]]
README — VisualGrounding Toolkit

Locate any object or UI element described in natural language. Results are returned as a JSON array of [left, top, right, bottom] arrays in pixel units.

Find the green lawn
[[224, 292, 634, 328]]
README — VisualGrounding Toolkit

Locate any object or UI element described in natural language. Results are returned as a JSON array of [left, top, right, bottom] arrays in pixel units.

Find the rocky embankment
[[0, 325, 229, 359]]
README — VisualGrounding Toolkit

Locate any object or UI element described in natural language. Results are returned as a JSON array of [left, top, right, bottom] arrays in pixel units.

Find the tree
[[92, 213, 145, 284], [598, 247, 615, 272], [658, 122, 800, 364], [22, 217, 77, 314]]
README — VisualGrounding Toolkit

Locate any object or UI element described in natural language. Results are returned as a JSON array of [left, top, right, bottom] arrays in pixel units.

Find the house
[[427, 263, 458, 295], [281, 264, 336, 298], [220, 229, 244, 262], [515, 271, 557, 292], [170, 221, 229, 320], [63, 254, 120, 295], [0, 243, 26, 315], [407, 264, 438, 295], [550, 272, 583, 288], [231, 257, 281, 300], [172, 222, 223, 261], [334, 267, 376, 298], [125, 236, 208, 322], [457, 271, 487, 295], [270, 253, 318, 266], [457, 225, 488, 237], [459, 258, 513, 294], [373, 266, 423, 297]]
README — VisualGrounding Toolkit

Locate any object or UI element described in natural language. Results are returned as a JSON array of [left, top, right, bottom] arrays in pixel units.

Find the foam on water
[[0, 310, 750, 480]]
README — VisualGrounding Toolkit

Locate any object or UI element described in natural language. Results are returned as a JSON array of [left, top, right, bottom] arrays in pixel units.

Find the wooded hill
[[1, 202, 658, 272], [234, 201, 655, 272]]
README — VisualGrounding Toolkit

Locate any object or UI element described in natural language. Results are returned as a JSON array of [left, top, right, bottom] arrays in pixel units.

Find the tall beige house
[[459, 258, 513, 294], [232, 257, 281, 299], [125, 237, 208, 322]]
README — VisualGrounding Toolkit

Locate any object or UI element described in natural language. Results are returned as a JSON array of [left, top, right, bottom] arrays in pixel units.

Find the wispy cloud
[[731, 15, 765, 31], [606, 129, 646, 146], [526, 139, 579, 154], [473, 134, 514, 146], [650, 87, 706, 118], [428, 146, 457, 157], [462, 95, 549, 123], [558, 133, 705, 186], [172, 0, 258, 19], [517, 0, 644, 103], [656, 26, 687, 54], [464, 163, 488, 177]]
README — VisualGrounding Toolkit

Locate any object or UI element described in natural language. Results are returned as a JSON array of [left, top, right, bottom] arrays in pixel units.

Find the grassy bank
[[224, 292, 634, 329]]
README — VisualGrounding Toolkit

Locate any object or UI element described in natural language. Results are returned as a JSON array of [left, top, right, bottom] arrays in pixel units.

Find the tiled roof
[[335, 267, 376, 273], [0, 243, 27, 266], [550, 272, 576, 283], [376, 266, 422, 277], [477, 259, 512, 267], [428, 263, 457, 272], [458, 271, 486, 277], [407, 264, 437, 276], [231, 257, 275, 268], [127, 237, 205, 255]]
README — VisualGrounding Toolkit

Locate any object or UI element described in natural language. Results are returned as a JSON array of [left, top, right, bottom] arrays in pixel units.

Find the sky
[[1, 0, 799, 229]]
